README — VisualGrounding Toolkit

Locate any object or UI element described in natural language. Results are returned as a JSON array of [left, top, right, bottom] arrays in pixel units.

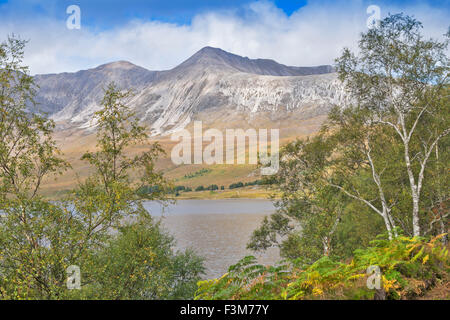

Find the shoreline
[[171, 188, 281, 200]]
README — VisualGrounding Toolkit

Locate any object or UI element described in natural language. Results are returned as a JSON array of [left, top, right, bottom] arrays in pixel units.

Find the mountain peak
[[177, 47, 333, 76], [196, 46, 224, 54], [180, 46, 235, 68], [97, 60, 143, 71]]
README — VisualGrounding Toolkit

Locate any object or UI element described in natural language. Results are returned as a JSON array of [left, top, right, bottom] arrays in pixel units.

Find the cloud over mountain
[[0, 1, 448, 75]]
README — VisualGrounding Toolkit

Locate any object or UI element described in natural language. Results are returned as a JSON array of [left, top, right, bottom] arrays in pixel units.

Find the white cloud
[[0, 0, 448, 75]]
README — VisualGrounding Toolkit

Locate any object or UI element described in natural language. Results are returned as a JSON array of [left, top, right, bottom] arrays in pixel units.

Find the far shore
[[42, 186, 281, 201], [171, 187, 281, 200]]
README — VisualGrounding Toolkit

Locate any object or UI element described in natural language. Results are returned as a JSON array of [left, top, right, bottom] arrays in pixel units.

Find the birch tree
[[325, 106, 403, 239], [336, 14, 449, 236]]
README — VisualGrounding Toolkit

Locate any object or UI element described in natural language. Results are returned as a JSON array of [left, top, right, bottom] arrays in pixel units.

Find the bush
[[62, 216, 204, 300], [229, 182, 244, 189]]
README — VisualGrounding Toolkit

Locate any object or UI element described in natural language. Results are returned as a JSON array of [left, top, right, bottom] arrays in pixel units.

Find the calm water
[[143, 200, 279, 279]]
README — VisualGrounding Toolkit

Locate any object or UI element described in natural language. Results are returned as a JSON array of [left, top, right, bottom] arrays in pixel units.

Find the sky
[[0, 0, 448, 74]]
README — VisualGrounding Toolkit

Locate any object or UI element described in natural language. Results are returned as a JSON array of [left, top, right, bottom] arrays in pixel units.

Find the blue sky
[[0, 0, 446, 28], [1, 0, 309, 27], [0, 0, 448, 74]]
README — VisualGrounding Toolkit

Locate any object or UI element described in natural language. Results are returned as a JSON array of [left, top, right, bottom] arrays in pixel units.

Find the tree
[[249, 15, 449, 260], [69, 217, 203, 300], [325, 106, 404, 239], [247, 135, 385, 261], [68, 83, 203, 299], [0, 36, 70, 299], [0, 35, 68, 202], [336, 14, 449, 236], [72, 83, 171, 241]]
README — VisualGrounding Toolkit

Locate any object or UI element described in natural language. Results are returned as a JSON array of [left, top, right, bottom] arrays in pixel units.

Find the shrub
[[229, 182, 244, 189]]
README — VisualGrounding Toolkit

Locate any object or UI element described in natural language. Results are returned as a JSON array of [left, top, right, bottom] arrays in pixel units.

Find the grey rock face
[[33, 47, 344, 135], [34, 61, 158, 122], [171, 46, 334, 76]]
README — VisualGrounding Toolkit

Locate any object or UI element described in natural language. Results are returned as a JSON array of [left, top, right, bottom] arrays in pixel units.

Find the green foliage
[[0, 199, 85, 299], [196, 256, 290, 300], [65, 215, 204, 300], [335, 13, 449, 237], [0, 36, 71, 299], [196, 234, 449, 300], [249, 134, 380, 261], [0, 36, 69, 199], [80, 82, 171, 202]]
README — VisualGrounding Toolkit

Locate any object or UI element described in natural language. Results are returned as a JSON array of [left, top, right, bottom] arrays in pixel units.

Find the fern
[[195, 234, 449, 300]]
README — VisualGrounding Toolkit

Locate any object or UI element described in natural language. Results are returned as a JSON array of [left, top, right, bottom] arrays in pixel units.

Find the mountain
[[33, 46, 345, 135], [34, 61, 158, 125], [169, 46, 334, 76]]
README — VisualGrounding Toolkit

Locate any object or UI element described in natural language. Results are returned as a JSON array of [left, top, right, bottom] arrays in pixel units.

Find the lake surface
[[143, 199, 279, 279]]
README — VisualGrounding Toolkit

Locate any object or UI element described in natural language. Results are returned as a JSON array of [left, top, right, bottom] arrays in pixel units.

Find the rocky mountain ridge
[[33, 46, 345, 135]]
